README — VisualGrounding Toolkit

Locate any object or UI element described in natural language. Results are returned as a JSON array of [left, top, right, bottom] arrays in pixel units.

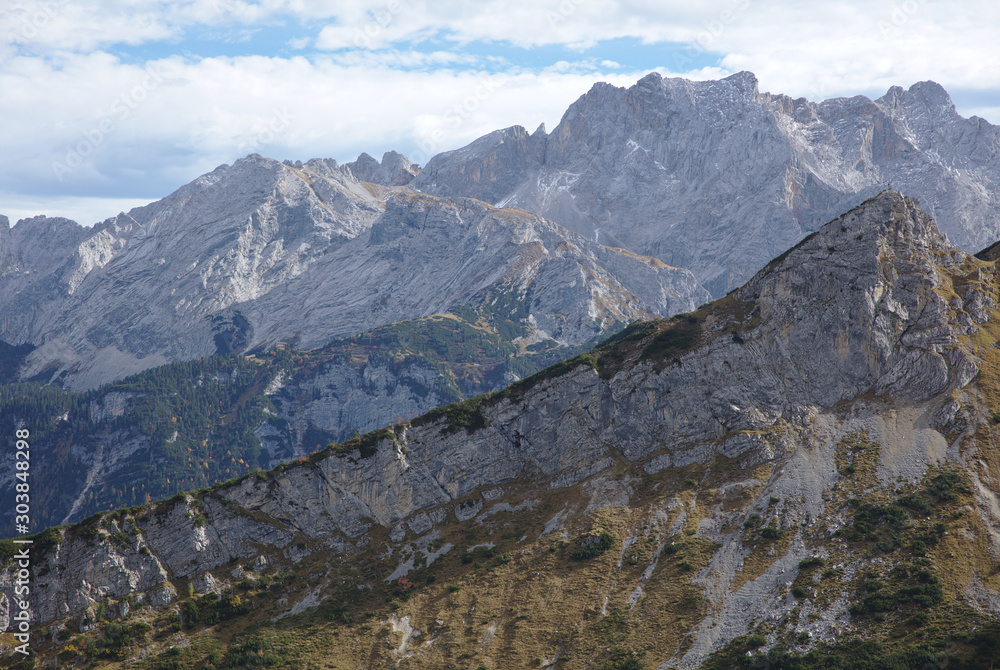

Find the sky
[[1, 0, 998, 227]]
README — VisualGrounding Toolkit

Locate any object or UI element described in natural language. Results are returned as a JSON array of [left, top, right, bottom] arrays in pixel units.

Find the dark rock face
[[413, 72, 1000, 296]]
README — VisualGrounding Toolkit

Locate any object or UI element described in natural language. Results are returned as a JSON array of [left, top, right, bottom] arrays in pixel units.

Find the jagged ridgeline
[[0, 309, 598, 532], [414, 72, 1000, 297], [2, 192, 1000, 669]]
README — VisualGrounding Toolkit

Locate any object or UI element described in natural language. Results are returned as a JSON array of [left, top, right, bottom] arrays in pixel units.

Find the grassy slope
[[10, 440, 996, 670]]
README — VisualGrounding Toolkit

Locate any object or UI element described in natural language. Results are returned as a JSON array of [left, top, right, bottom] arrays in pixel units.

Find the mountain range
[[414, 71, 1000, 296], [1, 71, 1000, 669], [3, 191, 998, 669], [3, 72, 998, 396], [0, 155, 706, 392]]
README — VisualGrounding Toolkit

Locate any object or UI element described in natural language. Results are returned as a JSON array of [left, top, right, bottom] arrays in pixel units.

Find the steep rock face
[[731, 192, 964, 406], [259, 357, 456, 463], [413, 124, 547, 205], [413, 72, 1000, 296], [249, 193, 707, 351], [1, 155, 388, 388], [344, 150, 420, 186], [0, 215, 92, 325], [6, 192, 998, 668], [0, 160, 706, 389]]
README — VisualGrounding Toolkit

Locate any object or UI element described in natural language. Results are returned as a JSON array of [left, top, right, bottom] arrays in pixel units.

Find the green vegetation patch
[[843, 470, 969, 555], [570, 531, 615, 561], [702, 621, 1000, 670], [411, 396, 487, 435], [181, 590, 250, 629], [325, 426, 397, 459], [596, 320, 658, 351], [640, 314, 700, 362], [87, 621, 152, 661]]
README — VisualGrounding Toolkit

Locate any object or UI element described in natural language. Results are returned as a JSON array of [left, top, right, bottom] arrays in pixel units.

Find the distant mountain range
[[0, 155, 706, 391], [3, 72, 997, 394], [414, 71, 1000, 296]]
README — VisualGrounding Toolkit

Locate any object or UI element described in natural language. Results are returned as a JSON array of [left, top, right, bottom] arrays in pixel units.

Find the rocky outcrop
[[413, 72, 1000, 296], [6, 193, 997, 668], [344, 150, 420, 186], [1, 155, 387, 388]]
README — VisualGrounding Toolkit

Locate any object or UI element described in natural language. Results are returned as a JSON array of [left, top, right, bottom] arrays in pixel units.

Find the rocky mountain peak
[[742, 190, 950, 285], [877, 79, 960, 126], [634, 70, 663, 88], [722, 69, 760, 94], [345, 150, 418, 186], [412, 124, 547, 206], [0, 156, 392, 387], [2, 214, 89, 283], [734, 190, 972, 407], [10, 214, 85, 237], [907, 80, 957, 112]]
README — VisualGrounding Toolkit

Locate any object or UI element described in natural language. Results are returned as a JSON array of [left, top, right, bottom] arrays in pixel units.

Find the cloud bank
[[1, 0, 997, 225]]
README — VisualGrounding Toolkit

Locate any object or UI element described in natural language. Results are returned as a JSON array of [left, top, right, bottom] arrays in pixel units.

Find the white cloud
[[968, 106, 1000, 122], [0, 0, 997, 224], [0, 52, 664, 223], [710, 0, 1000, 101], [1, 1, 177, 55], [0, 192, 155, 228]]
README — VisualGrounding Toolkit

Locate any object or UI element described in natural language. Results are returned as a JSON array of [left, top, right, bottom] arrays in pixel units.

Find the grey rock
[[454, 499, 483, 522], [2, 154, 386, 388], [413, 72, 1000, 296], [389, 524, 407, 542], [0, 159, 707, 390], [406, 513, 433, 536], [345, 151, 420, 186], [190, 572, 220, 594]]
